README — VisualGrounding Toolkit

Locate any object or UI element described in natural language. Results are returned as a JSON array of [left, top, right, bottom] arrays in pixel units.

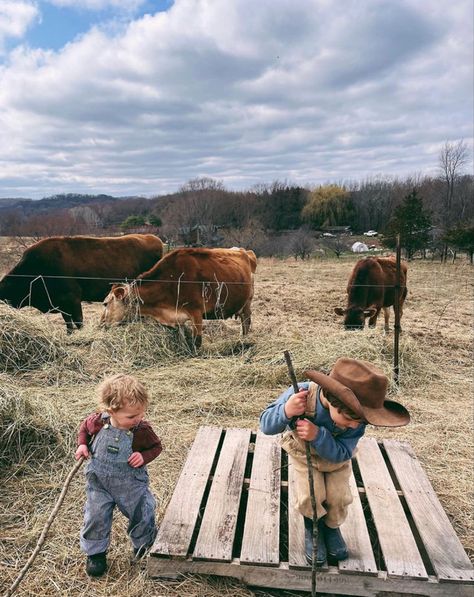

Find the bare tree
[[439, 140, 469, 261], [439, 141, 469, 220], [290, 229, 314, 260]]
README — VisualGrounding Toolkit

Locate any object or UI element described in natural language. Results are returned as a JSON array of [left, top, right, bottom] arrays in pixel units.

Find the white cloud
[[0, 0, 472, 198], [0, 1, 38, 53]]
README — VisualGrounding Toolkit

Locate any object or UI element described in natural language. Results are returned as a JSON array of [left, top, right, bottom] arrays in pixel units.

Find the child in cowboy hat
[[259, 357, 410, 565]]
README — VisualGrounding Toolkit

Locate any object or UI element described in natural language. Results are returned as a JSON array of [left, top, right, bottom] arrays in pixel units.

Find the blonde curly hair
[[98, 373, 149, 412]]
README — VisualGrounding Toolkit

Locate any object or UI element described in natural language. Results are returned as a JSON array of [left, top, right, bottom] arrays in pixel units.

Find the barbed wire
[[1, 271, 470, 290]]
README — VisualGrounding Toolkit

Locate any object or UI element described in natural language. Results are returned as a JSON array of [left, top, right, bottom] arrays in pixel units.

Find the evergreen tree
[[443, 225, 474, 263], [119, 214, 146, 230], [382, 189, 432, 259]]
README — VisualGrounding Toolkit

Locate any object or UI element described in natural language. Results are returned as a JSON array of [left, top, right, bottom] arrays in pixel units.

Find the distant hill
[[0, 193, 148, 215]]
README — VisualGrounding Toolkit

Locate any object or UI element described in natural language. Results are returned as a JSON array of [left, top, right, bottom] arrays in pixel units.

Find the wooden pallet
[[148, 426, 474, 596]]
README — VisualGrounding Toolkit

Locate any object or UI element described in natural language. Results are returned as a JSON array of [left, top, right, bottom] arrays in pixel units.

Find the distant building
[[320, 225, 351, 235]]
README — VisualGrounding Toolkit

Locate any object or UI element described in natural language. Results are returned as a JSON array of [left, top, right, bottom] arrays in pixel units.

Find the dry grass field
[[0, 242, 473, 597]]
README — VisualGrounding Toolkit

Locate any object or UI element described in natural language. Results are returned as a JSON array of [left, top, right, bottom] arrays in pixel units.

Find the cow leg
[[62, 313, 76, 334], [383, 307, 390, 332], [368, 308, 380, 328], [66, 301, 84, 330], [240, 303, 252, 336]]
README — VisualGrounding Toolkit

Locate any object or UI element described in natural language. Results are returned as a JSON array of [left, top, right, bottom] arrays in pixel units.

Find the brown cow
[[100, 247, 257, 347], [0, 234, 163, 332], [334, 256, 407, 331]]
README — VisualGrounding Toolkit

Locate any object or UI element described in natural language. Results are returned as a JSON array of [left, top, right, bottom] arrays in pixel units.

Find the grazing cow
[[334, 256, 407, 331], [0, 234, 163, 333], [100, 247, 257, 348]]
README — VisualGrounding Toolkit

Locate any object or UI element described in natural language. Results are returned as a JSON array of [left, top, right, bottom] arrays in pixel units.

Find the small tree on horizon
[[382, 189, 432, 259]]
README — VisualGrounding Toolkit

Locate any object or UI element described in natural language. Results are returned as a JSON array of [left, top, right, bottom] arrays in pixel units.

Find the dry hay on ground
[[0, 256, 472, 597]]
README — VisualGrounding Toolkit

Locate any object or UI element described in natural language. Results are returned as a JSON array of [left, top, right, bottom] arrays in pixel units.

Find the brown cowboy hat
[[305, 357, 410, 427]]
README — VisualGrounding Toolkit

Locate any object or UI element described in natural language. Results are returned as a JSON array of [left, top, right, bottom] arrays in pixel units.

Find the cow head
[[100, 284, 134, 326], [334, 306, 377, 330]]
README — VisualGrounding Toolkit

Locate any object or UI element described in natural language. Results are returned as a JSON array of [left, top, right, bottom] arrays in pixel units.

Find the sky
[[0, 0, 472, 199]]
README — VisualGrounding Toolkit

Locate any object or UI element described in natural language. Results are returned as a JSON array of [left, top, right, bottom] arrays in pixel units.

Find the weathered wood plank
[[339, 469, 378, 576], [356, 437, 428, 580], [193, 428, 250, 562], [148, 558, 474, 596], [240, 431, 281, 566], [287, 455, 310, 569], [152, 426, 222, 557], [384, 439, 474, 584]]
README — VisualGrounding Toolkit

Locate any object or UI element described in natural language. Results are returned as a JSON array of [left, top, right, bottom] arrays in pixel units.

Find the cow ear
[[364, 307, 377, 317], [112, 286, 127, 300], [334, 307, 345, 316]]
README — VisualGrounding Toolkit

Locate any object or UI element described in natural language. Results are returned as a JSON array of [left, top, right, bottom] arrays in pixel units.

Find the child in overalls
[[75, 373, 162, 577], [260, 357, 410, 565]]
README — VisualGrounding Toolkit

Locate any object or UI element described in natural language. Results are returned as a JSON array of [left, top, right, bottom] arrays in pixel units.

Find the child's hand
[[128, 452, 145, 468], [295, 418, 319, 442], [284, 389, 309, 418], [75, 444, 89, 460]]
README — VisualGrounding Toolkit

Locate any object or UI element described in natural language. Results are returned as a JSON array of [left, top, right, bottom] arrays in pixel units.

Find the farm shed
[[149, 426, 474, 596]]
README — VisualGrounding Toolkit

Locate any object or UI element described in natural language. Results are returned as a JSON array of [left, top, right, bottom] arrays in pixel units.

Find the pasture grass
[[0, 255, 472, 597]]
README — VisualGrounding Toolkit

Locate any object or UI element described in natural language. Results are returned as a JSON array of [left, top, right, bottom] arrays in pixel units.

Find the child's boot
[[86, 552, 107, 577], [323, 522, 348, 560], [303, 517, 326, 565]]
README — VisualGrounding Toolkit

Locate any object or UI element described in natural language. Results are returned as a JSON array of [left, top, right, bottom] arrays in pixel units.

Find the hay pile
[[88, 321, 194, 370], [0, 375, 71, 468], [0, 304, 68, 373]]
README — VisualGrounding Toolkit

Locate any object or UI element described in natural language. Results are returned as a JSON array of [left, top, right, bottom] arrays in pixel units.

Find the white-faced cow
[[0, 234, 163, 333], [100, 247, 257, 348], [334, 256, 407, 331]]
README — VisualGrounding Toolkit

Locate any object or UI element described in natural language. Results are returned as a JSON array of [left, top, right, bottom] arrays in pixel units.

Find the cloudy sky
[[0, 0, 472, 199]]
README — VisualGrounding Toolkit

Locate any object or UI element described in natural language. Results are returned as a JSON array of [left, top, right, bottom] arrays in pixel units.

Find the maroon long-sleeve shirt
[[77, 412, 162, 465]]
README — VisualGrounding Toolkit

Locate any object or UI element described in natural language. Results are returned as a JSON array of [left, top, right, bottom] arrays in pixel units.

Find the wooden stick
[[4, 457, 86, 597], [283, 350, 318, 597]]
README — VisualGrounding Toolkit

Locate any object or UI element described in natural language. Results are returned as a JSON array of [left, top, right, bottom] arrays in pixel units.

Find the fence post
[[393, 234, 401, 385]]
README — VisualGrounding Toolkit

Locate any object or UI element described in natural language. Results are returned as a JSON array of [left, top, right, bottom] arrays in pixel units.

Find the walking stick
[[4, 456, 86, 597], [283, 350, 318, 597]]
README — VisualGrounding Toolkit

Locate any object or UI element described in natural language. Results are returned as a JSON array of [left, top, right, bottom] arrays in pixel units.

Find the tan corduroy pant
[[281, 431, 353, 528]]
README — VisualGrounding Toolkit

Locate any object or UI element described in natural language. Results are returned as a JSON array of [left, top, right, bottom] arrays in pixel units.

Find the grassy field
[[0, 247, 473, 597]]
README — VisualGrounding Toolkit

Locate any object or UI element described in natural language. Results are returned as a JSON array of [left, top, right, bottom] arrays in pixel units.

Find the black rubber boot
[[86, 552, 107, 577], [303, 517, 327, 565], [323, 522, 349, 561]]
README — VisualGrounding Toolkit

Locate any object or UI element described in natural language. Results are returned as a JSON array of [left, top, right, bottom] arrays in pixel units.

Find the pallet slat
[[356, 437, 428, 580], [339, 470, 378, 576], [193, 428, 250, 562], [384, 439, 474, 584], [153, 426, 222, 557], [240, 431, 281, 566]]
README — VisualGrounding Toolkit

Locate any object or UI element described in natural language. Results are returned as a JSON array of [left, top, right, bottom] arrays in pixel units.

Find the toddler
[[75, 373, 162, 577]]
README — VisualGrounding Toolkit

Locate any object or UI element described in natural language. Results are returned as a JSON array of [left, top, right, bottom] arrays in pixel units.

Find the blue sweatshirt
[[259, 382, 366, 463]]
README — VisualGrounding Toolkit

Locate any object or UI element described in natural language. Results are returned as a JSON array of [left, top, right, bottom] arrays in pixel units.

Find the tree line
[[1, 141, 472, 261]]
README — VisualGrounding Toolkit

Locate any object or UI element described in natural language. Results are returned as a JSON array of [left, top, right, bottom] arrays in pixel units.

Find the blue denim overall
[[80, 416, 157, 556]]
